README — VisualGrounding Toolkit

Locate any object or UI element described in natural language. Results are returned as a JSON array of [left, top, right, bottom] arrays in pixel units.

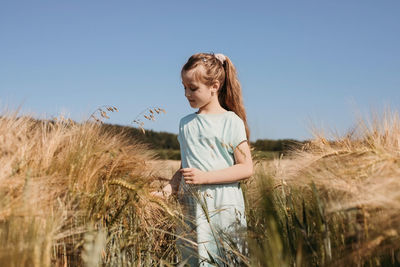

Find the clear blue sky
[[1, 1, 399, 141]]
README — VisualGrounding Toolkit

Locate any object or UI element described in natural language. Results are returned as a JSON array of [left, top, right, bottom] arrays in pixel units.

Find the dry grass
[[277, 110, 400, 214], [0, 112, 178, 266], [2, 107, 400, 266], [254, 109, 400, 264]]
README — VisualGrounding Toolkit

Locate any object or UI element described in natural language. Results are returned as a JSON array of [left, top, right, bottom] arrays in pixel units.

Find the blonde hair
[[181, 53, 250, 140]]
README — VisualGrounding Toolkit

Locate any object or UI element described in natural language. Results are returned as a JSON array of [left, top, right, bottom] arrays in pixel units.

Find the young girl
[[159, 52, 253, 266]]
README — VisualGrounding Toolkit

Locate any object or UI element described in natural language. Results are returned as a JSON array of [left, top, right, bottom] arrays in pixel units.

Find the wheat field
[[0, 109, 399, 266]]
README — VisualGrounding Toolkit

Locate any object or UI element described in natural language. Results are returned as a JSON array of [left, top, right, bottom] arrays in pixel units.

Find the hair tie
[[214, 53, 226, 64]]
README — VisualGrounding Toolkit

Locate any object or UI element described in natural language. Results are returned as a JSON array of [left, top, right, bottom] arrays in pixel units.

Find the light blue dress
[[177, 111, 248, 266]]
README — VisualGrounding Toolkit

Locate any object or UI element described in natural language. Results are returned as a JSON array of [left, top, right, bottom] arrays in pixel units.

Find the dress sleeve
[[177, 119, 182, 144], [230, 115, 247, 151]]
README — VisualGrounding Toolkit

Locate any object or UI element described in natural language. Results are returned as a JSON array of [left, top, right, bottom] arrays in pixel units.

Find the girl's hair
[[181, 53, 250, 140]]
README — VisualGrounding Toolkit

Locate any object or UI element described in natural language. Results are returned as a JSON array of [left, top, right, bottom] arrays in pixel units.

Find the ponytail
[[219, 57, 250, 141]]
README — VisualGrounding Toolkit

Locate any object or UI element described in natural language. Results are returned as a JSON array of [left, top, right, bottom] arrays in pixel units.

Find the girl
[[159, 52, 253, 266]]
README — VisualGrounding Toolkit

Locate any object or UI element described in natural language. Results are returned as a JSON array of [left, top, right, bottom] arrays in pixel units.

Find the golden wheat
[[264, 109, 400, 261], [0, 111, 177, 266]]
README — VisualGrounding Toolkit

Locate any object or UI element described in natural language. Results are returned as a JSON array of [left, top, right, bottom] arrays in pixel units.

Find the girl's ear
[[211, 81, 220, 93]]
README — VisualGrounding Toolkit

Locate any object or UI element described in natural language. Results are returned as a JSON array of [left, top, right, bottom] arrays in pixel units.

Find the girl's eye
[[184, 86, 198, 91]]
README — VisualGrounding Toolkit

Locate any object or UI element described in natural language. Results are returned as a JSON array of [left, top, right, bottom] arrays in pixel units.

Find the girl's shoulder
[[179, 111, 242, 124], [226, 111, 243, 122], [179, 112, 197, 125]]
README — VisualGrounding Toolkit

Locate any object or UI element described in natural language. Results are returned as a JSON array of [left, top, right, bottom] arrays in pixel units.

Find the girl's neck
[[196, 101, 227, 115], [196, 109, 227, 115]]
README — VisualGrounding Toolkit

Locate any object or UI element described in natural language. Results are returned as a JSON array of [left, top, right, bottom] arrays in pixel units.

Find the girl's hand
[[180, 168, 208, 185], [150, 190, 169, 199], [150, 183, 172, 199]]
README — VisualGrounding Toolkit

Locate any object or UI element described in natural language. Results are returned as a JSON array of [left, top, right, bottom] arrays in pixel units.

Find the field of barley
[[0, 109, 399, 266]]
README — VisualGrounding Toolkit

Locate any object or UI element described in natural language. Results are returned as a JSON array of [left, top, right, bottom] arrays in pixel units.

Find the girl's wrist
[[203, 172, 211, 184]]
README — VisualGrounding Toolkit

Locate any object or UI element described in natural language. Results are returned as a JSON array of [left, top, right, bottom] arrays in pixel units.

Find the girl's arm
[[152, 162, 182, 197], [181, 141, 253, 184]]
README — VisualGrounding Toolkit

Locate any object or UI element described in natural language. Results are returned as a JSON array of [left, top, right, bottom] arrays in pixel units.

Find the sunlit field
[[0, 109, 399, 266]]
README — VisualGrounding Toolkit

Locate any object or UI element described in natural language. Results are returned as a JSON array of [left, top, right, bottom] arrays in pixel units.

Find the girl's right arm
[[153, 162, 182, 198]]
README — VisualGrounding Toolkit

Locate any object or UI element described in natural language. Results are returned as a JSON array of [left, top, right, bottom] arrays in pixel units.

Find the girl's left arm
[[181, 141, 253, 184]]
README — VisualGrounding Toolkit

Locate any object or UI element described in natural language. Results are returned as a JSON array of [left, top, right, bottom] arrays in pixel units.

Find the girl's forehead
[[181, 69, 195, 81], [181, 66, 205, 83]]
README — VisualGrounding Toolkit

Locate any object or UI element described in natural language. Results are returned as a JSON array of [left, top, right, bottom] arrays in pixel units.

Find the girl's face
[[181, 67, 216, 109]]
